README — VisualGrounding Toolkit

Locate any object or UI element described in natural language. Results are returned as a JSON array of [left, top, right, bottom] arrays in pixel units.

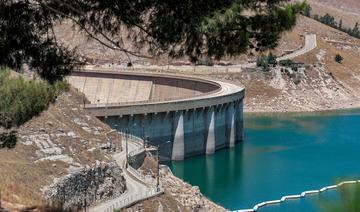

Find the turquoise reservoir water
[[167, 109, 360, 211]]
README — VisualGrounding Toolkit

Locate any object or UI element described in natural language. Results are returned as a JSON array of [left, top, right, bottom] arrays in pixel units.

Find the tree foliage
[[319, 184, 360, 212], [0, 1, 82, 83], [314, 13, 337, 28], [1, 0, 305, 80], [0, 130, 17, 149], [310, 11, 360, 39], [302, 4, 312, 17], [256, 53, 278, 71]]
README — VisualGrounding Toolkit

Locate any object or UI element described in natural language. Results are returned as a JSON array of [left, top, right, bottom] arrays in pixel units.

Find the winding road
[[239, 34, 317, 68], [90, 140, 150, 212], [277, 34, 317, 61], [120, 34, 318, 72]]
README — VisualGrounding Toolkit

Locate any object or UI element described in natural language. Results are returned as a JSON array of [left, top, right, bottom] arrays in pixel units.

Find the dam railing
[[235, 180, 360, 212], [102, 133, 163, 212], [103, 187, 163, 212], [83, 85, 222, 108]]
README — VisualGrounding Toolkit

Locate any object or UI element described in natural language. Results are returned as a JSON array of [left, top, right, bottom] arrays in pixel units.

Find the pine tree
[[0, 0, 305, 80], [352, 23, 360, 37], [302, 4, 312, 17], [339, 19, 343, 30]]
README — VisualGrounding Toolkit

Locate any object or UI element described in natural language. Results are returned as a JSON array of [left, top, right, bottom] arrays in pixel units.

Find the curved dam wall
[[69, 71, 219, 104], [69, 70, 245, 161], [105, 101, 244, 160]]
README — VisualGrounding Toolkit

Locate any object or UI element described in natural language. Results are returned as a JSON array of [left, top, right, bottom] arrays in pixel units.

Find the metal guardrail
[[103, 187, 163, 212], [235, 180, 360, 212], [83, 85, 223, 108], [102, 133, 163, 212], [128, 147, 145, 158], [127, 165, 155, 185], [73, 69, 224, 108]]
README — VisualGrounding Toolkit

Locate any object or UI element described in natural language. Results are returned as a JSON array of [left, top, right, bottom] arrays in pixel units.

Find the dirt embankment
[[0, 88, 124, 210]]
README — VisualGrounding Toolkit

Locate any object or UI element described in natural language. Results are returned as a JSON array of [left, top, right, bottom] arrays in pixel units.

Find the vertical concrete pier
[[228, 104, 236, 148], [206, 107, 216, 155], [172, 112, 185, 160]]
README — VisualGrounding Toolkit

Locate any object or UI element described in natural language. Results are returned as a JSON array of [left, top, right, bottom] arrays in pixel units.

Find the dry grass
[[0, 88, 122, 210], [308, 0, 360, 28], [295, 36, 360, 93]]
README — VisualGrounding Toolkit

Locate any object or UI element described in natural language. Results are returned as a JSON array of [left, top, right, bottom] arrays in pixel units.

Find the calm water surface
[[167, 109, 360, 211]]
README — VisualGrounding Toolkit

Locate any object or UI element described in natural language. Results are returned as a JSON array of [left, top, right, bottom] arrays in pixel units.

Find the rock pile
[[43, 162, 126, 210]]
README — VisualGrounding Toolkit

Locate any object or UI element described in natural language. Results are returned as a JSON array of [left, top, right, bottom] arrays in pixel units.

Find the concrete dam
[[68, 70, 245, 160]]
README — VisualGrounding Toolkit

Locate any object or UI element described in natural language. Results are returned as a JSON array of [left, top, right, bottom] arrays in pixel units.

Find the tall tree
[[0, 0, 306, 82], [339, 19, 343, 30], [302, 4, 312, 17], [352, 22, 360, 37]]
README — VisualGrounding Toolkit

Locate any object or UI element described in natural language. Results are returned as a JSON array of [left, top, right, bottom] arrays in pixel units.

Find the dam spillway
[[68, 70, 245, 160]]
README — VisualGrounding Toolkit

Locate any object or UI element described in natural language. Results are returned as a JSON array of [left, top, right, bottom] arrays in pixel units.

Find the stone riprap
[[43, 162, 126, 210]]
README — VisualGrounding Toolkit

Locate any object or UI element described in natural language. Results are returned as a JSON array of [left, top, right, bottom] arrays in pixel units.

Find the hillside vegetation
[[0, 69, 69, 129], [0, 69, 69, 149]]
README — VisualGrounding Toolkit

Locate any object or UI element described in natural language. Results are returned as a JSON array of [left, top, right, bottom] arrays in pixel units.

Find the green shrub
[[268, 52, 278, 66], [256, 56, 270, 71], [256, 53, 277, 71], [0, 69, 68, 129], [0, 130, 17, 149], [335, 54, 344, 64], [199, 57, 214, 66], [279, 59, 294, 67]]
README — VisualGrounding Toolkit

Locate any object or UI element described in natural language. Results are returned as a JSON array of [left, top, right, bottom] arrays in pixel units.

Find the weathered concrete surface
[[172, 112, 185, 161], [68, 71, 220, 105]]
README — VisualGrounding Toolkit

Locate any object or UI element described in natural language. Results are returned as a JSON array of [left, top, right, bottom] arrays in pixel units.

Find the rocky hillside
[[219, 15, 360, 112], [307, 0, 360, 28], [0, 88, 125, 210], [126, 156, 226, 212], [54, 20, 303, 67]]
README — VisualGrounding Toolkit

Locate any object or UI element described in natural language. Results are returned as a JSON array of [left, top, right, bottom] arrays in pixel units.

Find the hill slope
[[0, 88, 125, 210], [307, 0, 360, 28]]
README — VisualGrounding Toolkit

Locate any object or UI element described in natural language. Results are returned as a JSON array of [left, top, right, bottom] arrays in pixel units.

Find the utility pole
[[125, 128, 129, 169], [157, 145, 160, 192], [142, 119, 145, 148], [61, 186, 65, 211], [146, 141, 170, 192], [84, 191, 87, 212]]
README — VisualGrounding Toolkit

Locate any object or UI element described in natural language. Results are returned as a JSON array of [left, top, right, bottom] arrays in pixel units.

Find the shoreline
[[244, 99, 360, 115]]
